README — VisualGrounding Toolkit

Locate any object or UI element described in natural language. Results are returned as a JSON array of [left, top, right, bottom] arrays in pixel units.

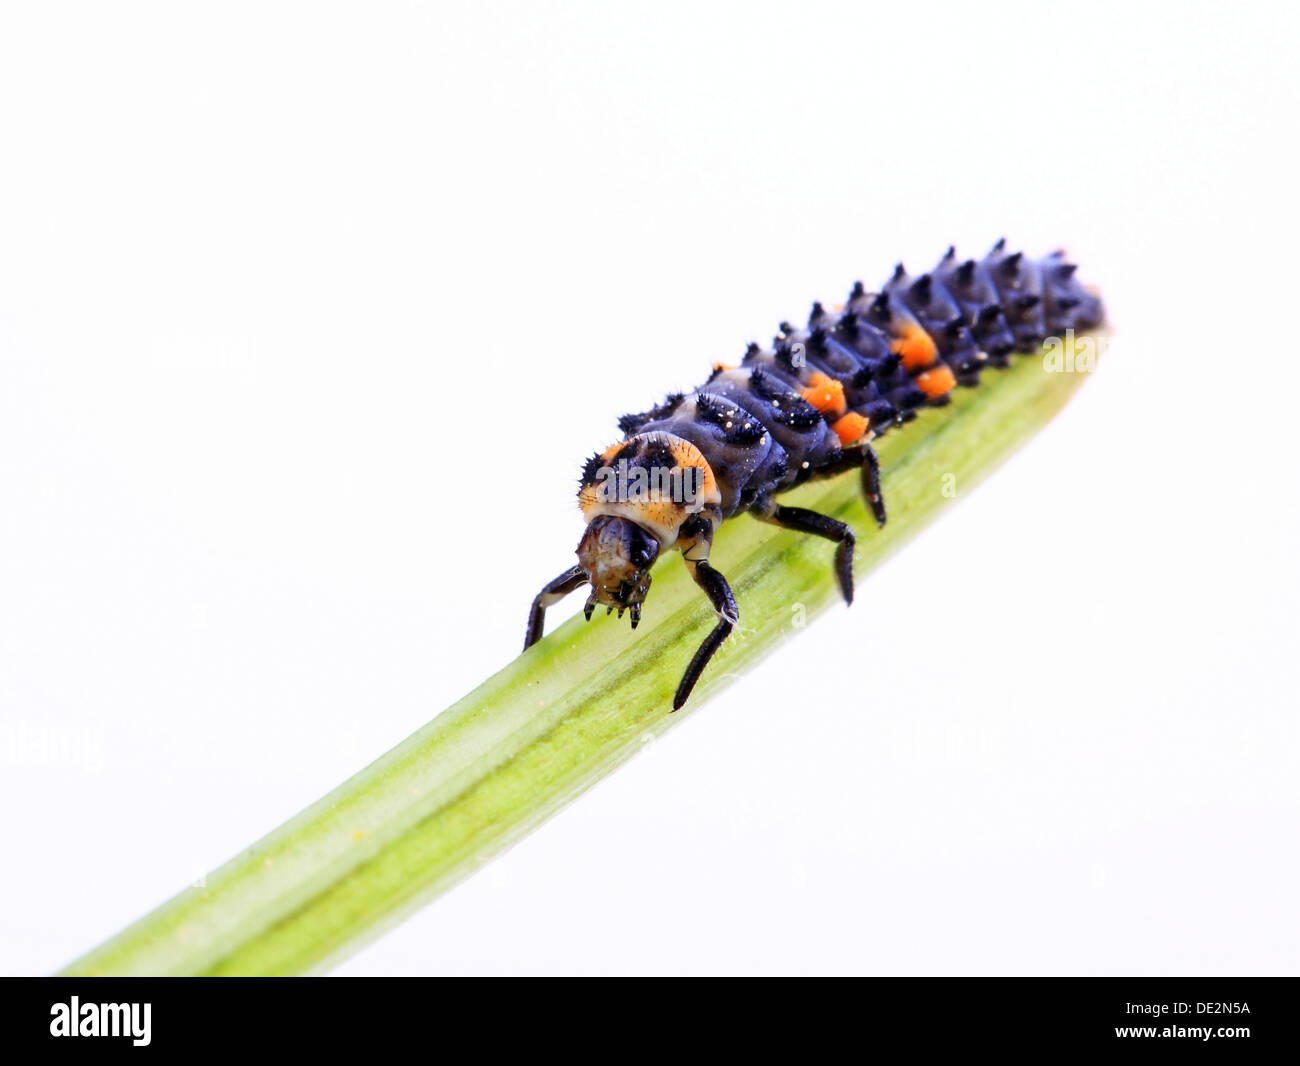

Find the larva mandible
[[524, 240, 1104, 709]]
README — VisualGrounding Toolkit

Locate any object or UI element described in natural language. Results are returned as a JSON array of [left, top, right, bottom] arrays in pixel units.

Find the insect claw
[[584, 595, 597, 621], [630, 604, 641, 629]]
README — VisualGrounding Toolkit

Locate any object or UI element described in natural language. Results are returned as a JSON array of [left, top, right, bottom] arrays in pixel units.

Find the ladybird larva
[[525, 240, 1103, 709]]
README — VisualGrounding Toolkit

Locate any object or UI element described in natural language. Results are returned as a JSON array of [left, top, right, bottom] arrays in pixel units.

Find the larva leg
[[524, 565, 588, 650], [809, 440, 887, 529], [673, 559, 738, 711], [859, 442, 887, 528], [752, 495, 856, 605]]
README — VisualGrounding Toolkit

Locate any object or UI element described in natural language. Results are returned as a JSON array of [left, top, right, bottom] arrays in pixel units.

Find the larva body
[[526, 241, 1103, 708]]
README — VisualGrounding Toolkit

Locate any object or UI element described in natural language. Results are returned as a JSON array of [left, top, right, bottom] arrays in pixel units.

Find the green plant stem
[[61, 339, 1096, 976]]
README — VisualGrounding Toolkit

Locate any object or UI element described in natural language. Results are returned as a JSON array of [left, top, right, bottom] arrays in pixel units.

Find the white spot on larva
[[801, 461, 810, 469], [725, 421, 733, 429]]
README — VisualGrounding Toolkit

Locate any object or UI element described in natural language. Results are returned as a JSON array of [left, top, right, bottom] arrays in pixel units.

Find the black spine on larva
[[984, 241, 1046, 351], [885, 263, 984, 382], [1040, 251, 1104, 332], [617, 392, 684, 436], [935, 246, 1017, 366], [603, 243, 1103, 520]]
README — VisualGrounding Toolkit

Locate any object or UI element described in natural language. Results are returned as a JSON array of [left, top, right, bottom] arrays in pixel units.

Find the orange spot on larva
[[892, 324, 938, 371], [831, 411, 870, 445], [916, 365, 957, 399], [712, 361, 735, 373], [799, 371, 846, 416]]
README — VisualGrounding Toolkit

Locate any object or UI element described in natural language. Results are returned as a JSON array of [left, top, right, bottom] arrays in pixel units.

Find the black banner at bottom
[[0, 976, 1291, 1054]]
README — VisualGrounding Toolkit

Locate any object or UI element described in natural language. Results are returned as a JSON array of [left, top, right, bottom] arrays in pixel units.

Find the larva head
[[576, 515, 659, 625], [574, 431, 722, 627]]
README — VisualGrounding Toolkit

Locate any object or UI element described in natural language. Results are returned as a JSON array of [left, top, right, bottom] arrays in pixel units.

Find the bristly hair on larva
[[526, 240, 1104, 709]]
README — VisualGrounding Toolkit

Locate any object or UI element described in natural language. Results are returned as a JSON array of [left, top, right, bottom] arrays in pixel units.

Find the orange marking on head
[[799, 371, 846, 416], [916, 365, 957, 399], [712, 361, 736, 373], [892, 324, 938, 371], [831, 412, 870, 446], [665, 439, 719, 503]]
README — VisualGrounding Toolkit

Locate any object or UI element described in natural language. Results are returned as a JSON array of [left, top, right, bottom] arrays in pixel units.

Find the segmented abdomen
[[592, 241, 1103, 521]]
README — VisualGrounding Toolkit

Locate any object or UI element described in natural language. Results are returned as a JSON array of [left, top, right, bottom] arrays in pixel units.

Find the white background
[[2, 1, 1297, 975]]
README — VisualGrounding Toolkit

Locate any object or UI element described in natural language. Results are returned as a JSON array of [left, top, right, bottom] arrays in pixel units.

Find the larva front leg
[[524, 565, 588, 650], [673, 558, 738, 712]]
